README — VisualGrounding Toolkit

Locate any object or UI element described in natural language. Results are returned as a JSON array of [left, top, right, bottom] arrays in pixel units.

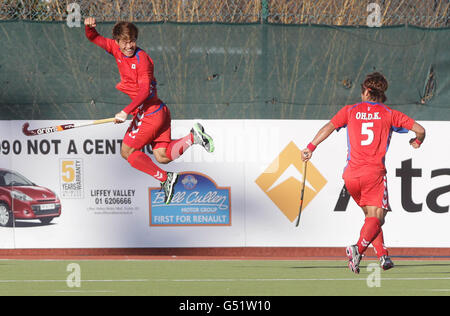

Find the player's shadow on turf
[[290, 265, 347, 270], [233, 265, 346, 270], [394, 263, 450, 269]]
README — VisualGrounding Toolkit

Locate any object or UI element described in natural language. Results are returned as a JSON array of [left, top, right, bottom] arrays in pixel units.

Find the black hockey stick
[[295, 161, 308, 227]]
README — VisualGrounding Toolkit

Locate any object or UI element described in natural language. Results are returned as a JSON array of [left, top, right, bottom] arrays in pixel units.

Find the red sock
[[356, 217, 381, 255], [166, 133, 194, 161], [372, 229, 389, 258], [127, 151, 167, 182]]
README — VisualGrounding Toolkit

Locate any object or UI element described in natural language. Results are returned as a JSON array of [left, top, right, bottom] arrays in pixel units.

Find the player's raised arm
[[301, 121, 336, 161], [84, 17, 114, 54]]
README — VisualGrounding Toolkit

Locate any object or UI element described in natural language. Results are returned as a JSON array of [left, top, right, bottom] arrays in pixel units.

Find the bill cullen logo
[[149, 172, 231, 226], [255, 141, 327, 222]]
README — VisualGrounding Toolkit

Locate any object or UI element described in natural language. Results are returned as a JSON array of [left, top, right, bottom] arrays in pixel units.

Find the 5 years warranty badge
[[59, 158, 84, 199]]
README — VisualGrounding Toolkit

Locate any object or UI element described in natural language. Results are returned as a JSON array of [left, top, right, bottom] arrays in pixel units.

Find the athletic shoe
[[346, 245, 362, 274], [191, 123, 215, 153], [161, 172, 179, 205], [380, 255, 395, 271]]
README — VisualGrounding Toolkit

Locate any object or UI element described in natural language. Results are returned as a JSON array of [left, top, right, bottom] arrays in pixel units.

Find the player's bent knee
[[154, 155, 171, 164], [121, 149, 130, 160], [120, 145, 136, 160], [153, 148, 171, 164]]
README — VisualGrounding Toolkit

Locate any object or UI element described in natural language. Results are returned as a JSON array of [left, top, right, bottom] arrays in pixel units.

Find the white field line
[[164, 277, 450, 282], [53, 290, 115, 293], [2, 277, 450, 284], [0, 279, 148, 283]]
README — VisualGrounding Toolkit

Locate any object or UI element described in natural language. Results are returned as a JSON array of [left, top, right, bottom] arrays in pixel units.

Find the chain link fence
[[1, 0, 449, 27]]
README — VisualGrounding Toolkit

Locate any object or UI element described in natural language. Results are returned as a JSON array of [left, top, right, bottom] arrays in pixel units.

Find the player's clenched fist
[[114, 111, 127, 124], [84, 17, 96, 28], [409, 137, 422, 149], [301, 149, 312, 162]]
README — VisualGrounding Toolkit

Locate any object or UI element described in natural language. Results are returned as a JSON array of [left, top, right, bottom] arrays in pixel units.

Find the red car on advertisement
[[0, 169, 61, 227]]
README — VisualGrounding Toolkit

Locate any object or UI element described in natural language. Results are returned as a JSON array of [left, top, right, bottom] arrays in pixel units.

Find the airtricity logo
[[255, 141, 327, 223]]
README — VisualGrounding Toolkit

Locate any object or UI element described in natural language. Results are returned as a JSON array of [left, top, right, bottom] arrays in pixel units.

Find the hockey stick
[[295, 161, 308, 227], [22, 118, 115, 136]]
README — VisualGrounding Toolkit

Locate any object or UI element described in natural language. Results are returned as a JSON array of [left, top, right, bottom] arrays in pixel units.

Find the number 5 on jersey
[[361, 122, 374, 146]]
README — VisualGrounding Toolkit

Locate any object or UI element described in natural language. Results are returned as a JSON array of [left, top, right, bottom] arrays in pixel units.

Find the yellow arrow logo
[[255, 141, 327, 222]]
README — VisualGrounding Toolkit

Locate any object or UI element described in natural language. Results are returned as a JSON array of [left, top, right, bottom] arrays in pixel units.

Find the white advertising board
[[0, 120, 448, 248]]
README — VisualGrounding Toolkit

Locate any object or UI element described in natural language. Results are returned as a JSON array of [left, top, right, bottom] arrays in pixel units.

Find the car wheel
[[39, 217, 54, 225], [0, 203, 13, 227]]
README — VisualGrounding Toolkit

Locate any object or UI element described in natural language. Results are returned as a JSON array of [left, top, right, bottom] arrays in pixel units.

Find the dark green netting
[[0, 21, 448, 120]]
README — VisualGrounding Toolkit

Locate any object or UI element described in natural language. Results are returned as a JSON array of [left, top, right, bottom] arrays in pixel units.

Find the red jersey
[[331, 101, 415, 177], [85, 26, 160, 115]]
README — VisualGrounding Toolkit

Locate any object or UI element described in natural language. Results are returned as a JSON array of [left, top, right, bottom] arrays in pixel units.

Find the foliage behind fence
[[1, 0, 449, 27]]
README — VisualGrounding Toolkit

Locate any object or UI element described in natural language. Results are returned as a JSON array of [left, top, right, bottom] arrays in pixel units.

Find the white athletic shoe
[[191, 123, 214, 153], [346, 245, 362, 274], [161, 172, 178, 205], [380, 255, 395, 271]]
